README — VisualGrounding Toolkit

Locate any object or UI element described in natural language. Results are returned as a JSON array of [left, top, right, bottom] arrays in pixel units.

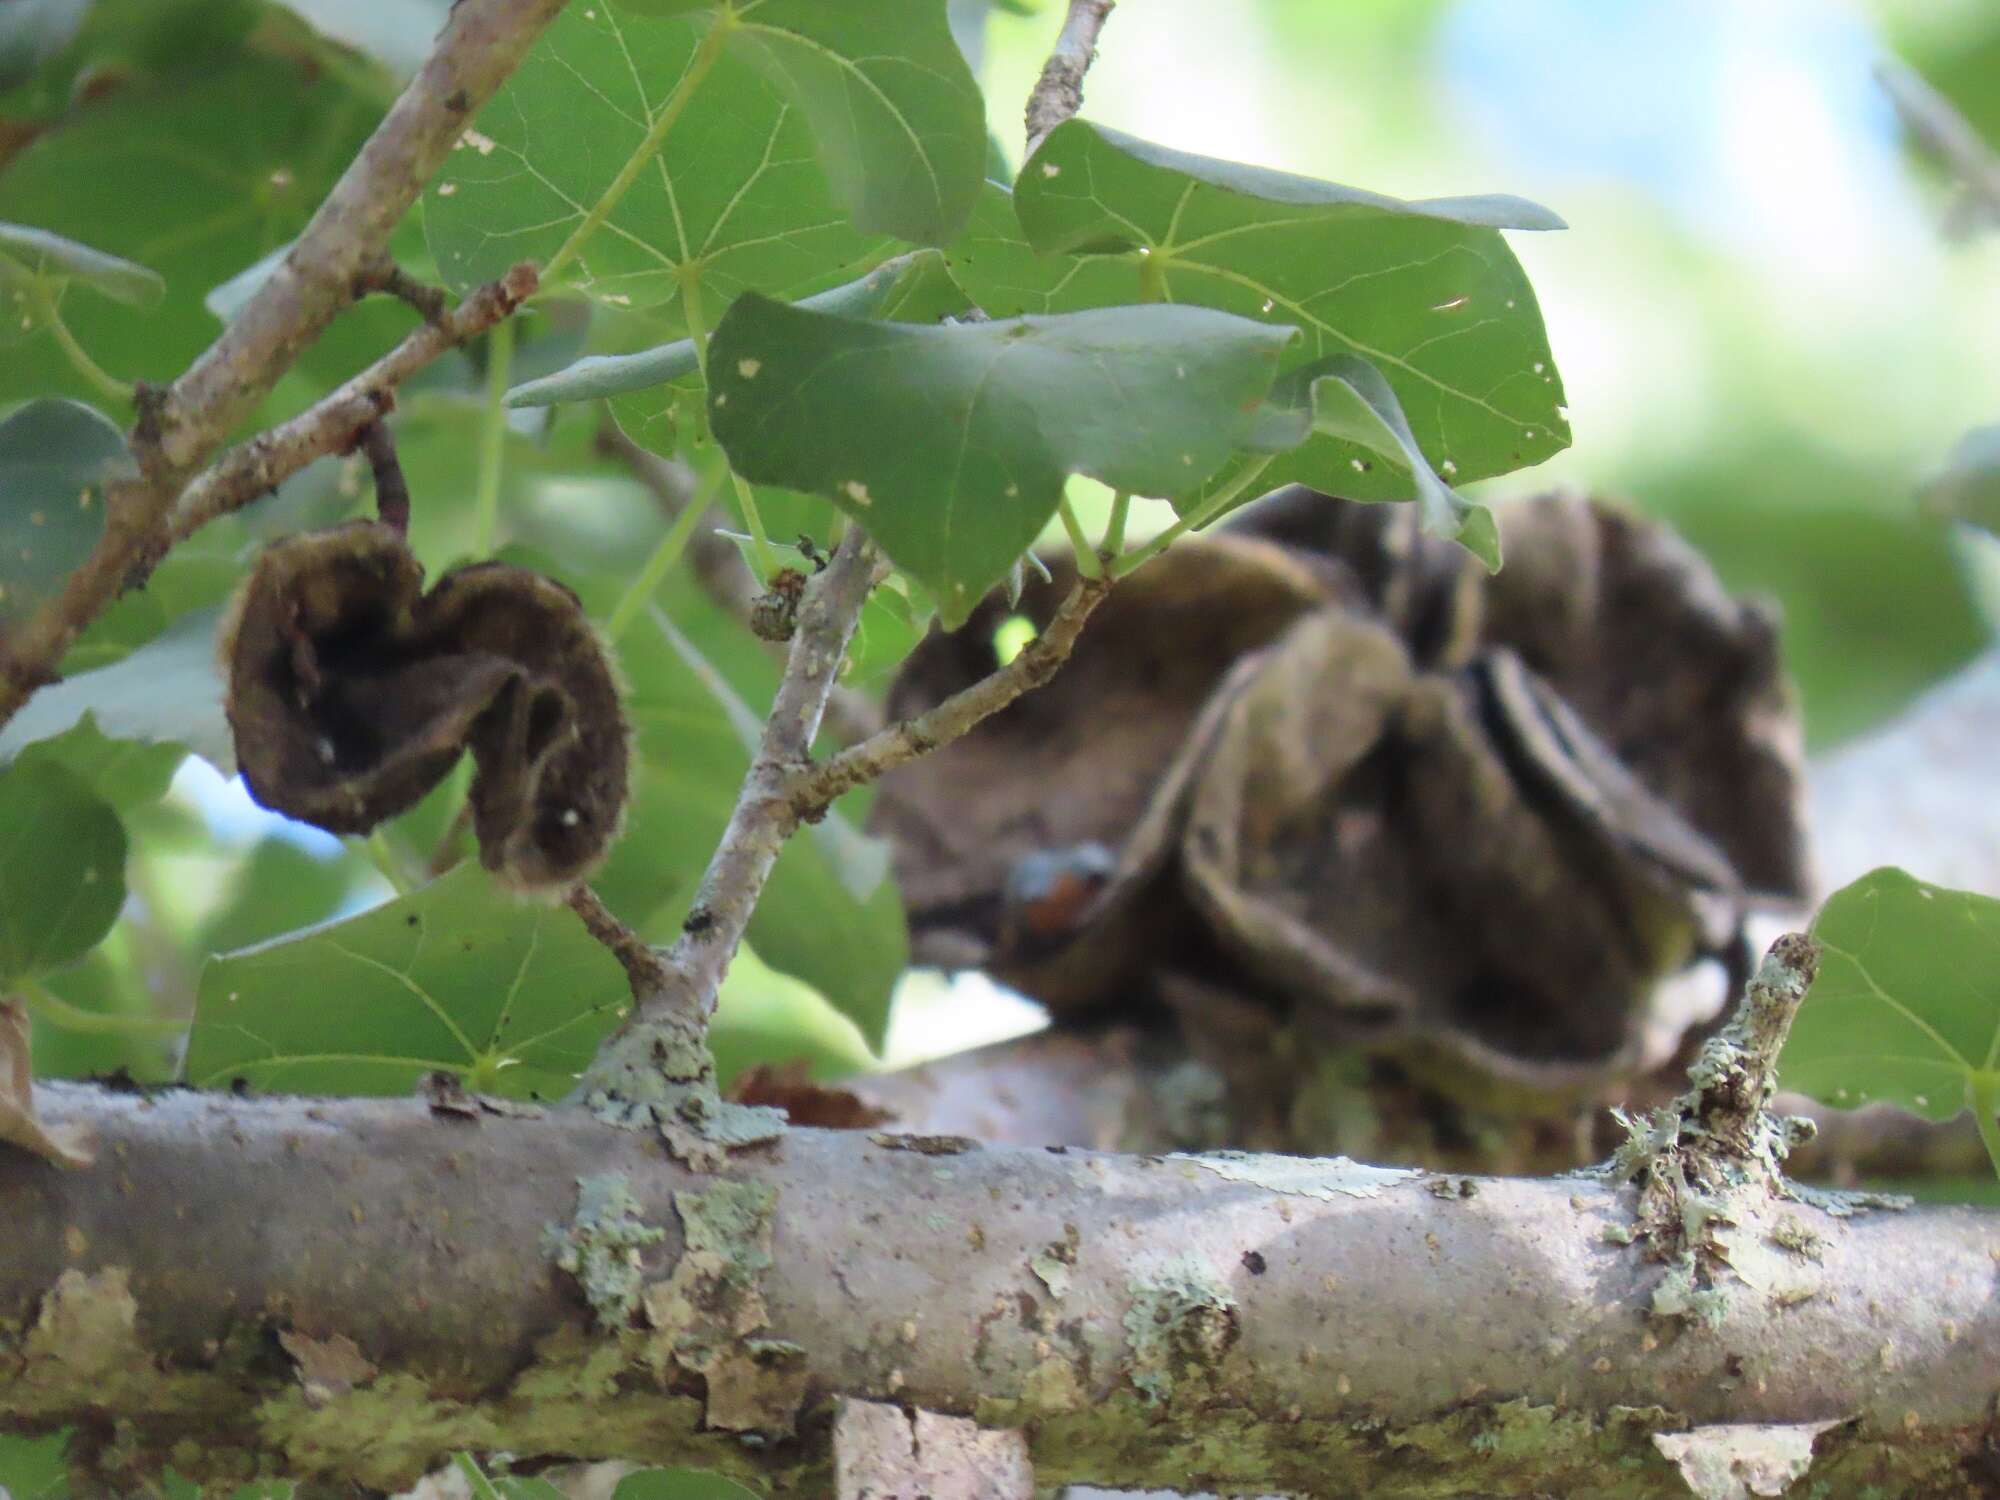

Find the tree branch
[[167, 265, 538, 546], [0, 0, 570, 729], [1024, 0, 1118, 156], [786, 574, 1114, 818], [612, 527, 886, 1033], [4, 1084, 1994, 1495]]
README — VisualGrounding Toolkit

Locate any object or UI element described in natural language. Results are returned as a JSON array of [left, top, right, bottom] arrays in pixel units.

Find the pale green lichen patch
[[577, 1018, 785, 1170], [1166, 1150, 1421, 1201], [641, 1181, 793, 1433], [12, 1266, 159, 1414], [1030, 1225, 1080, 1300], [1122, 1252, 1239, 1406], [544, 1173, 666, 1327]]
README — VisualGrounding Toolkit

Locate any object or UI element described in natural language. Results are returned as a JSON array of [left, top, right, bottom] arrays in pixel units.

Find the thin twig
[[168, 264, 538, 546], [617, 526, 887, 1028], [357, 257, 450, 325], [0, 0, 568, 730], [567, 884, 676, 1002], [1024, 0, 1117, 156], [786, 573, 1114, 818], [1877, 60, 2000, 223]]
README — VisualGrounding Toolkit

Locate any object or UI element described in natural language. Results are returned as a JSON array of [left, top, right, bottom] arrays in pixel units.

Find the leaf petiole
[[18, 976, 186, 1037], [1110, 455, 1272, 577], [1057, 493, 1101, 578]]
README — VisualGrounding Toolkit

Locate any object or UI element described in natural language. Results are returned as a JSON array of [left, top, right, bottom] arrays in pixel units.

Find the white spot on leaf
[[458, 129, 498, 156], [736, 358, 762, 379], [842, 480, 872, 507]]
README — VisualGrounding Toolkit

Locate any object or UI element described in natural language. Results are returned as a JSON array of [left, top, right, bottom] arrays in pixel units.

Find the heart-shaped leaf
[[427, 2, 893, 310], [1781, 868, 2000, 1151], [0, 398, 127, 626], [1246, 353, 1501, 568], [184, 863, 631, 1100], [0, 761, 127, 985], [706, 292, 1296, 619], [999, 120, 1568, 501]]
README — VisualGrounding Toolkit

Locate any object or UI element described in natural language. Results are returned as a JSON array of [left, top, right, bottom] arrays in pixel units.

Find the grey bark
[[2, 1085, 1995, 1496]]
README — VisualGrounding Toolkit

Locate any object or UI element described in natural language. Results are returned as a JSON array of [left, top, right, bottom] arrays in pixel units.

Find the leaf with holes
[[1781, 868, 2000, 1158], [1245, 353, 1501, 567], [706, 293, 1295, 620], [0, 399, 126, 626], [0, 762, 127, 985], [183, 863, 630, 1100], [998, 120, 1568, 502], [428, 2, 913, 314]]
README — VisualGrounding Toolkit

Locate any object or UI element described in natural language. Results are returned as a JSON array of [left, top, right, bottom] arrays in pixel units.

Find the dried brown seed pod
[[219, 523, 629, 895], [872, 489, 1810, 1103]]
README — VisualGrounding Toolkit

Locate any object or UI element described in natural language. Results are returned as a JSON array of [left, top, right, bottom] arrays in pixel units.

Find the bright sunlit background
[[132, 0, 2000, 1075]]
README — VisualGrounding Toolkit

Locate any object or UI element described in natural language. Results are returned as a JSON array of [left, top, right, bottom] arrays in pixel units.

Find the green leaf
[[0, 761, 128, 985], [1003, 120, 1569, 500], [426, 2, 889, 310], [0, 1429, 70, 1499], [0, 53, 381, 409], [698, 0, 985, 246], [1920, 424, 2000, 538], [706, 292, 1295, 618], [1246, 353, 1500, 568], [10, 717, 184, 808], [183, 863, 631, 1099], [0, 222, 165, 308], [612, 1468, 762, 1500], [194, 838, 362, 958], [940, 178, 1133, 316], [507, 249, 966, 410], [0, 608, 232, 772], [1782, 868, 2000, 1135], [0, 398, 127, 626]]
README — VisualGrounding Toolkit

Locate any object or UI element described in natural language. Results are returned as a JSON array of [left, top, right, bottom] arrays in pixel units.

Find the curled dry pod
[[872, 488, 1810, 1111], [867, 532, 1347, 1012], [220, 522, 629, 895]]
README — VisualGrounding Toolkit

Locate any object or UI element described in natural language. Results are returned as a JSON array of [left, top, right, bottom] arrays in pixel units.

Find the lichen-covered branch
[[2, 1083, 1995, 1497], [0, 0, 569, 728], [1024, 0, 1118, 155], [168, 264, 539, 545], [787, 575, 1113, 818]]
